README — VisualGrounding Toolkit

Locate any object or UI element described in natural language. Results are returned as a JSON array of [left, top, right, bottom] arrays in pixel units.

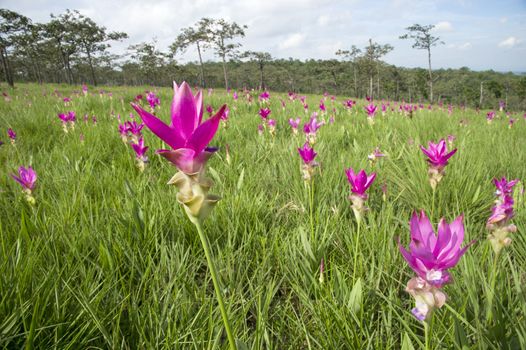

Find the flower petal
[[171, 82, 198, 141], [186, 105, 225, 154], [131, 103, 183, 149]]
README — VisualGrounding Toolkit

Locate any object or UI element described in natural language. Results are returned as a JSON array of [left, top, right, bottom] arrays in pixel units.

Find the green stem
[[352, 221, 361, 283], [424, 320, 431, 350], [194, 221, 237, 350], [309, 179, 315, 243], [431, 187, 436, 220], [486, 251, 500, 324]]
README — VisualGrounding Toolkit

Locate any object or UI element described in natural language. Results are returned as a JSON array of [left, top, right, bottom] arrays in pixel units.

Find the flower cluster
[[58, 111, 77, 132], [487, 177, 518, 254]]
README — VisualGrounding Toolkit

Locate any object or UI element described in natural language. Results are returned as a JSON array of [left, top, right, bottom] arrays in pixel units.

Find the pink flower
[[131, 81, 226, 174], [345, 168, 376, 199], [398, 211, 472, 288], [11, 166, 37, 191], [258, 108, 271, 120], [420, 139, 457, 169]]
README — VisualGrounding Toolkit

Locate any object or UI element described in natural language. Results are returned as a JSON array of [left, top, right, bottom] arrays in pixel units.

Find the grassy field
[[1, 83, 525, 349]]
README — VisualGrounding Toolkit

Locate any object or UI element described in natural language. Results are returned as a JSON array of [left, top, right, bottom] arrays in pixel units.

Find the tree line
[[1, 8, 525, 109]]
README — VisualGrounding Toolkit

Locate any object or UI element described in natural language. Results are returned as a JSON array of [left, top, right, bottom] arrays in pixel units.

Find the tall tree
[[399, 24, 443, 102], [203, 18, 246, 90], [69, 10, 127, 85], [44, 11, 80, 84], [241, 51, 272, 89], [336, 45, 361, 96], [171, 19, 210, 87], [0, 9, 31, 87], [362, 39, 393, 98], [128, 39, 167, 85]]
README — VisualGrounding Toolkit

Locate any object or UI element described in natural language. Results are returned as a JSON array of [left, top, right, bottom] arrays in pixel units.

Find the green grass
[[1, 83, 525, 349]]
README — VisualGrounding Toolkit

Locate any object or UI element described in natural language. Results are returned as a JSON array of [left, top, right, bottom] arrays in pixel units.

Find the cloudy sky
[[2, 0, 526, 71]]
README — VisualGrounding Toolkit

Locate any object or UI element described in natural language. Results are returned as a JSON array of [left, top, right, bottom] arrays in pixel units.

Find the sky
[[2, 0, 526, 72]]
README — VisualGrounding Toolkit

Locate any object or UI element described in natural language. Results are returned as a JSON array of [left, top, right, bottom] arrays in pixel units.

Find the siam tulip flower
[[80, 133, 85, 143], [257, 124, 264, 136], [11, 166, 37, 205], [447, 104, 453, 116], [125, 121, 144, 143], [146, 91, 160, 111], [381, 103, 387, 116], [366, 96, 372, 102], [303, 116, 324, 145], [133, 81, 235, 348], [319, 101, 326, 113], [344, 99, 354, 111], [420, 139, 457, 190], [300, 95, 307, 104], [134, 94, 143, 102], [508, 118, 515, 129], [364, 103, 377, 124], [487, 177, 518, 254], [258, 107, 271, 120], [132, 81, 225, 179], [303, 103, 309, 113], [220, 106, 230, 128], [298, 142, 318, 181], [206, 105, 214, 116], [208, 88, 213, 96], [232, 91, 238, 101], [131, 137, 149, 172], [288, 91, 296, 101], [499, 100, 505, 112], [118, 123, 129, 143], [486, 111, 495, 123], [82, 84, 88, 96], [259, 91, 270, 103], [7, 128, 16, 144], [345, 168, 376, 223], [63, 97, 71, 105], [280, 99, 286, 111], [289, 117, 301, 135], [267, 119, 277, 137], [381, 182, 388, 202], [399, 211, 473, 321], [319, 258, 325, 284], [92, 115, 97, 125], [368, 147, 385, 165], [447, 135, 456, 148]]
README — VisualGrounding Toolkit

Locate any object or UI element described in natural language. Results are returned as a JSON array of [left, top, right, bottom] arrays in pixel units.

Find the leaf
[[208, 166, 221, 185], [401, 332, 415, 350], [454, 317, 469, 349], [236, 168, 245, 192], [236, 339, 249, 350], [348, 278, 362, 313], [471, 185, 481, 204], [299, 227, 315, 261]]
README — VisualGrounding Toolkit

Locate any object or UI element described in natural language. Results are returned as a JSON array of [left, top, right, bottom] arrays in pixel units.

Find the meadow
[[1, 83, 525, 349]]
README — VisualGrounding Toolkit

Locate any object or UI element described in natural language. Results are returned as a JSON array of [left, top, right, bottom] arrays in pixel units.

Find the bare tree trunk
[[353, 63, 358, 97], [196, 41, 206, 87], [479, 81, 483, 107], [86, 49, 98, 86], [259, 63, 264, 90], [221, 55, 228, 90], [428, 48, 433, 103], [369, 75, 373, 98], [0, 48, 14, 87]]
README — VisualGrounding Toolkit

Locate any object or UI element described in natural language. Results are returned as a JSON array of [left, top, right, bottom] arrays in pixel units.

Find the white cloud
[[499, 17, 508, 24], [434, 21, 453, 32], [498, 36, 520, 48], [279, 33, 306, 50], [317, 15, 330, 26]]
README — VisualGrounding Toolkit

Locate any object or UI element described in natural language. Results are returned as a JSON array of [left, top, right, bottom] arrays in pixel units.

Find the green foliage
[[0, 83, 525, 348]]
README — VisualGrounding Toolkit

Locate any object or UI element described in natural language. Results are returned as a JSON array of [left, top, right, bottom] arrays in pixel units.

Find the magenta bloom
[[146, 92, 160, 109], [7, 128, 16, 140], [486, 111, 495, 122], [221, 107, 230, 121], [258, 108, 271, 120], [206, 105, 214, 116], [11, 166, 37, 191], [364, 103, 377, 118], [298, 142, 317, 165], [399, 211, 472, 287], [493, 177, 518, 197], [289, 117, 300, 130], [420, 139, 457, 169], [125, 121, 144, 136], [267, 119, 276, 127], [233, 91, 238, 101], [131, 81, 226, 174], [118, 123, 129, 137], [345, 168, 376, 199], [259, 91, 270, 101], [319, 101, 326, 112], [131, 137, 149, 160], [303, 116, 323, 134], [344, 99, 355, 110]]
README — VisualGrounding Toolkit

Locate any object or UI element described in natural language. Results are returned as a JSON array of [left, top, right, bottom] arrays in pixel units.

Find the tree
[[240, 51, 272, 89], [362, 39, 393, 98], [44, 11, 81, 84], [171, 19, 210, 87], [128, 39, 168, 85], [400, 24, 444, 102], [0, 9, 31, 87], [203, 18, 246, 90], [335, 45, 361, 96], [69, 10, 127, 85]]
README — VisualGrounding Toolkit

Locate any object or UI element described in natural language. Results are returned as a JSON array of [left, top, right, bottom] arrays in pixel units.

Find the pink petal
[[171, 82, 198, 141], [186, 105, 225, 155], [131, 103, 183, 149]]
